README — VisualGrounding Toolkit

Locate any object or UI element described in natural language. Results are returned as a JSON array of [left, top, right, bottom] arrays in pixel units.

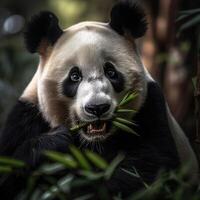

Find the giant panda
[[0, 0, 198, 198]]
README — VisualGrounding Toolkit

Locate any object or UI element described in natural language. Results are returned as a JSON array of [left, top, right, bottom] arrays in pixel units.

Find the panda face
[[37, 22, 146, 141]]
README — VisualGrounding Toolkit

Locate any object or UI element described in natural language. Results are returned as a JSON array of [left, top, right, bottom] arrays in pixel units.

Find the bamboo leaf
[[119, 91, 132, 105], [74, 194, 95, 200], [121, 168, 140, 178], [192, 77, 197, 91], [70, 146, 91, 171], [122, 167, 149, 189], [23, 175, 39, 200], [112, 121, 139, 136], [29, 189, 41, 200], [104, 154, 125, 180], [39, 163, 66, 175], [0, 166, 12, 173], [115, 117, 137, 126], [58, 174, 74, 192], [119, 92, 138, 107], [45, 151, 78, 169], [40, 186, 61, 200], [0, 156, 25, 168], [70, 178, 92, 188], [176, 14, 190, 22], [80, 170, 104, 180], [176, 9, 200, 22], [179, 8, 200, 15], [116, 109, 137, 113], [85, 150, 108, 170], [178, 15, 200, 34], [37, 175, 73, 199], [70, 123, 88, 132]]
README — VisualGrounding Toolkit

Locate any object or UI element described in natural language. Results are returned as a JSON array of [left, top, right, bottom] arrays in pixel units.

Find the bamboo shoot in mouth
[[70, 91, 138, 136]]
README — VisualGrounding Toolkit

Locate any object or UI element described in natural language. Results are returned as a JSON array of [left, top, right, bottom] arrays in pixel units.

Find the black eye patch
[[62, 67, 82, 97], [104, 62, 124, 93]]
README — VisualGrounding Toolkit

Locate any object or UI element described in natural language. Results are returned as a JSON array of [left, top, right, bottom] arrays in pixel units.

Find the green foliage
[[192, 77, 197, 92], [116, 109, 137, 114], [69, 146, 91, 171], [128, 169, 200, 200], [177, 8, 200, 35], [16, 147, 126, 200], [0, 156, 25, 168], [118, 92, 138, 107], [0, 156, 26, 174], [70, 123, 88, 132], [0, 148, 199, 200], [114, 117, 136, 126], [0, 166, 12, 173], [45, 151, 78, 169], [84, 150, 108, 170], [112, 120, 138, 136]]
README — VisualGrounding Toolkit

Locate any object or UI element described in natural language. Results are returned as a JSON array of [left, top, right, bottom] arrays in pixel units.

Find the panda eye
[[104, 62, 117, 79], [104, 62, 124, 93], [106, 69, 116, 78], [70, 72, 81, 82], [69, 67, 82, 82]]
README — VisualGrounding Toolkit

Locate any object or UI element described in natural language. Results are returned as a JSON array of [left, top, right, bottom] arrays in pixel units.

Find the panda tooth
[[89, 124, 92, 131], [87, 125, 90, 133], [87, 122, 107, 134], [87, 124, 91, 133], [102, 123, 106, 131]]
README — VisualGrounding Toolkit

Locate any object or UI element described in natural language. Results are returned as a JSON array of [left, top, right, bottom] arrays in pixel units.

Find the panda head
[[24, 0, 148, 141]]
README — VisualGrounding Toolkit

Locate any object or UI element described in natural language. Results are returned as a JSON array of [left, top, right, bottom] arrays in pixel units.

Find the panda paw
[[12, 125, 73, 168], [46, 125, 74, 149]]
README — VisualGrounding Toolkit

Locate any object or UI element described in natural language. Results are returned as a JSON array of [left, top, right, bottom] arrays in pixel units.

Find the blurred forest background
[[0, 0, 199, 152]]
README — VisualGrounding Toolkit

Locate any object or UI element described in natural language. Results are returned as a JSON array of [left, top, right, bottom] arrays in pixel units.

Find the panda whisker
[[79, 138, 85, 149], [91, 140, 96, 152], [78, 133, 90, 149], [96, 141, 103, 154]]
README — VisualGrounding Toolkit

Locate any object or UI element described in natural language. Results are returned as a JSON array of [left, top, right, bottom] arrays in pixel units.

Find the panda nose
[[85, 103, 110, 117]]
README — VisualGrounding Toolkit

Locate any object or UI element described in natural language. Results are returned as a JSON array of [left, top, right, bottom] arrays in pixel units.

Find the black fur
[[109, 0, 148, 38], [0, 101, 50, 156], [0, 81, 180, 198], [62, 67, 82, 97], [0, 100, 73, 161], [24, 11, 63, 53], [104, 62, 125, 92], [0, 101, 73, 199]]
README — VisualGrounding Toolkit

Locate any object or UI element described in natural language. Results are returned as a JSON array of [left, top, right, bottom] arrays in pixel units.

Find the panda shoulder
[[143, 69, 199, 180]]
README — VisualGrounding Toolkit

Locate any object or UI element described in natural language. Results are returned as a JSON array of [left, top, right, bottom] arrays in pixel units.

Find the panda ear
[[24, 11, 63, 54], [109, 0, 147, 38]]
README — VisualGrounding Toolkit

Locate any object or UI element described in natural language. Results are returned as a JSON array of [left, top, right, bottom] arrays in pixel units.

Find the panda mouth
[[83, 120, 111, 136], [87, 121, 106, 134]]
